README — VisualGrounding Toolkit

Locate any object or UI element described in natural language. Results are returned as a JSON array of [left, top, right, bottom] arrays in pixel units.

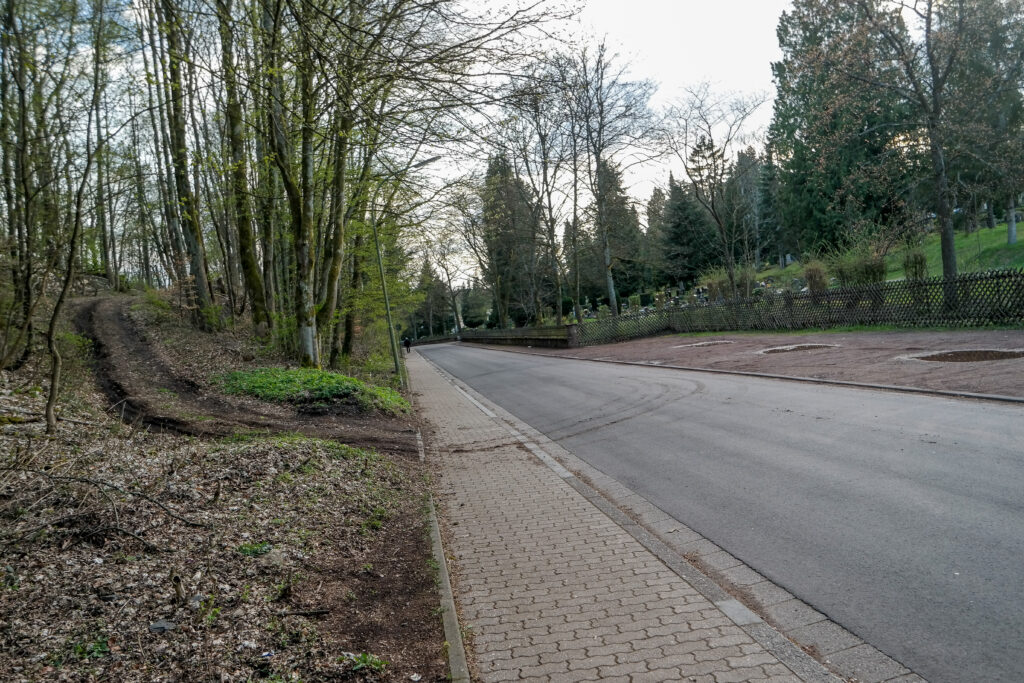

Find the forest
[[2, 0, 1023, 375]]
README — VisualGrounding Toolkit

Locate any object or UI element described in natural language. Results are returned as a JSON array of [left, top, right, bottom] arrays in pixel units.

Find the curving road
[[418, 343, 1024, 683]]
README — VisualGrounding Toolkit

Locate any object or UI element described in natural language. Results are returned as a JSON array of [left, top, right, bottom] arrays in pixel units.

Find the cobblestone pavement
[[409, 352, 811, 682]]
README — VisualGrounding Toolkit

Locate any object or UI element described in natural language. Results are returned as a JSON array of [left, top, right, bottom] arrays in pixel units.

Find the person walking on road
[[403, 338, 411, 354]]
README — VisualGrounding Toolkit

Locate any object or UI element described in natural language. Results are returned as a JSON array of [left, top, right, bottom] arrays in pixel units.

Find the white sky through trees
[[575, 0, 794, 200]]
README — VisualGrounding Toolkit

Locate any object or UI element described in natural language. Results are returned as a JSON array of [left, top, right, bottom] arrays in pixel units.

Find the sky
[[574, 0, 795, 201]]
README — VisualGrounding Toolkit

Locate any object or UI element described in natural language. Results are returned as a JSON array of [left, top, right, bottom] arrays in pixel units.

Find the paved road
[[418, 343, 1024, 683]]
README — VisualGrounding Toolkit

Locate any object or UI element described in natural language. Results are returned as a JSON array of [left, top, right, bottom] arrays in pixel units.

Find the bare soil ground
[[515, 327, 1024, 397], [0, 295, 446, 681]]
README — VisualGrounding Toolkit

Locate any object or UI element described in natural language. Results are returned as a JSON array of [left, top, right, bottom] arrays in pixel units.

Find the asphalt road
[[418, 343, 1024, 683]]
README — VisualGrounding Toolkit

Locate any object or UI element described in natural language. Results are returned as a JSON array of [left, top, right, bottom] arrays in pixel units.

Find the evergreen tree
[[643, 187, 668, 289], [757, 153, 785, 267], [769, 0, 910, 253], [661, 176, 718, 289], [479, 155, 541, 327], [598, 160, 645, 301]]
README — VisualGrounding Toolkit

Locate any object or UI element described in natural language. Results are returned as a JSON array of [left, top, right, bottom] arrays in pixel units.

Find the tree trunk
[[93, 37, 111, 286], [1009, 196, 1018, 245], [265, 0, 317, 365], [315, 112, 350, 334], [143, 6, 187, 285], [596, 161, 619, 315], [339, 233, 363, 361], [217, 0, 269, 330], [927, 123, 958, 309], [295, 55, 318, 366], [160, 0, 213, 323]]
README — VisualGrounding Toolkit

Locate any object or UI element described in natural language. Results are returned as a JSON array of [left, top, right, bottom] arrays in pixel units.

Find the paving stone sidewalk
[[409, 353, 806, 683]]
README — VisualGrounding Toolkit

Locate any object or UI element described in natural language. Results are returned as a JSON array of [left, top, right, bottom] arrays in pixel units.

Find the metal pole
[[370, 156, 440, 387], [370, 211, 403, 384]]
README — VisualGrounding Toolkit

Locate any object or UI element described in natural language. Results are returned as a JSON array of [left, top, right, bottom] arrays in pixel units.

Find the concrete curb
[[419, 350, 926, 683], [427, 496, 471, 683], [461, 340, 1024, 405]]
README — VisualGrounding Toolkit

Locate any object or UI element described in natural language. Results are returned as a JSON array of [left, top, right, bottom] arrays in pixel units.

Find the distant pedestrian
[[403, 338, 411, 354]]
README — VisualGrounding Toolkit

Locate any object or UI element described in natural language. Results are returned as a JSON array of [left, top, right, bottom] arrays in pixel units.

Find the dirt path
[[517, 327, 1024, 398], [75, 296, 419, 451], [51, 296, 446, 681]]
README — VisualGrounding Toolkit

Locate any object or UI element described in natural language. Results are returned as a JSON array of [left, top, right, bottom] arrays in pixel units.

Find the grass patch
[[216, 367, 409, 415], [237, 541, 274, 557], [885, 222, 1024, 279], [753, 223, 1024, 285]]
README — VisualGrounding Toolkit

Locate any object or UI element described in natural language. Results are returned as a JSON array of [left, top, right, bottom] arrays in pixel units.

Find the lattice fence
[[456, 270, 1024, 349], [575, 311, 672, 346], [664, 269, 1024, 335]]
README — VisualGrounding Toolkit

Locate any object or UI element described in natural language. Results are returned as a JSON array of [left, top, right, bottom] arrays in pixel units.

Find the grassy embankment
[[756, 222, 1024, 283]]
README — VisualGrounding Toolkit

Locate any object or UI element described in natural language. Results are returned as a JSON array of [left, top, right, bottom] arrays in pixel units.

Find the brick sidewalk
[[409, 353, 807, 682]]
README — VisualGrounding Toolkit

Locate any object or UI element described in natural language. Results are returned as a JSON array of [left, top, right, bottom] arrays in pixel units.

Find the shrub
[[699, 266, 757, 301], [200, 304, 225, 332], [803, 260, 828, 294], [903, 249, 928, 281], [832, 250, 887, 286]]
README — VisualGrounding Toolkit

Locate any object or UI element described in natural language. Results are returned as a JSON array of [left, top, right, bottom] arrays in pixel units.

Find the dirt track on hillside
[[74, 296, 419, 451], [513, 327, 1024, 398]]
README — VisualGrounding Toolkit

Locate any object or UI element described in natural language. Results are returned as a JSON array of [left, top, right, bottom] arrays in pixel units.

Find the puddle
[[915, 349, 1024, 363], [759, 344, 837, 355], [673, 340, 735, 348]]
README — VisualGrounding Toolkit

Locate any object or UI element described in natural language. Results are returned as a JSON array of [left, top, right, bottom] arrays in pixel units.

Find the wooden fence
[[459, 325, 574, 348], [460, 269, 1024, 349]]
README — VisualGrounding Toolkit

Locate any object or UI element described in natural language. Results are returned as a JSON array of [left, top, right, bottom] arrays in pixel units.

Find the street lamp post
[[371, 156, 440, 387]]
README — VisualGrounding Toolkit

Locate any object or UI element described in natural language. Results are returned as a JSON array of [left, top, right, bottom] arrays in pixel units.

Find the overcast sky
[[573, 0, 795, 202]]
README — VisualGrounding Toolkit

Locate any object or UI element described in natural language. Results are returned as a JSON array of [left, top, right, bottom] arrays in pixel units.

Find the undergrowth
[[216, 367, 409, 414]]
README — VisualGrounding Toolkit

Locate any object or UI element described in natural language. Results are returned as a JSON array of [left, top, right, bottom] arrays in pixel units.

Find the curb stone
[[427, 496, 471, 683]]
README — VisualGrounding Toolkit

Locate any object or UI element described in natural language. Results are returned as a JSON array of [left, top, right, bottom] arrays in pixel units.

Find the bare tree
[[500, 60, 573, 324], [423, 222, 468, 333], [570, 41, 655, 314], [669, 84, 766, 299]]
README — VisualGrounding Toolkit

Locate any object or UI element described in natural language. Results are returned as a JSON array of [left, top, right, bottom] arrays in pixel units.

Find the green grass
[[884, 222, 1024, 279], [237, 541, 273, 557], [217, 367, 409, 414], [752, 259, 805, 285], [753, 222, 1023, 284]]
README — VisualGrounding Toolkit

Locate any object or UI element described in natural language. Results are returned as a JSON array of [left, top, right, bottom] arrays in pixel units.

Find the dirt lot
[[514, 327, 1024, 398]]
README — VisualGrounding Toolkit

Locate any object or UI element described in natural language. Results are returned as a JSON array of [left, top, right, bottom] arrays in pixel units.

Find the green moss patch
[[217, 367, 409, 415]]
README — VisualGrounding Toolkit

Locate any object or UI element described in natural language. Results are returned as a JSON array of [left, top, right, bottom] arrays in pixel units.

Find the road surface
[[418, 343, 1024, 683]]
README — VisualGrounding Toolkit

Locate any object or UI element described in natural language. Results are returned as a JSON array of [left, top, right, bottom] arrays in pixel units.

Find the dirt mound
[[760, 343, 837, 354]]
